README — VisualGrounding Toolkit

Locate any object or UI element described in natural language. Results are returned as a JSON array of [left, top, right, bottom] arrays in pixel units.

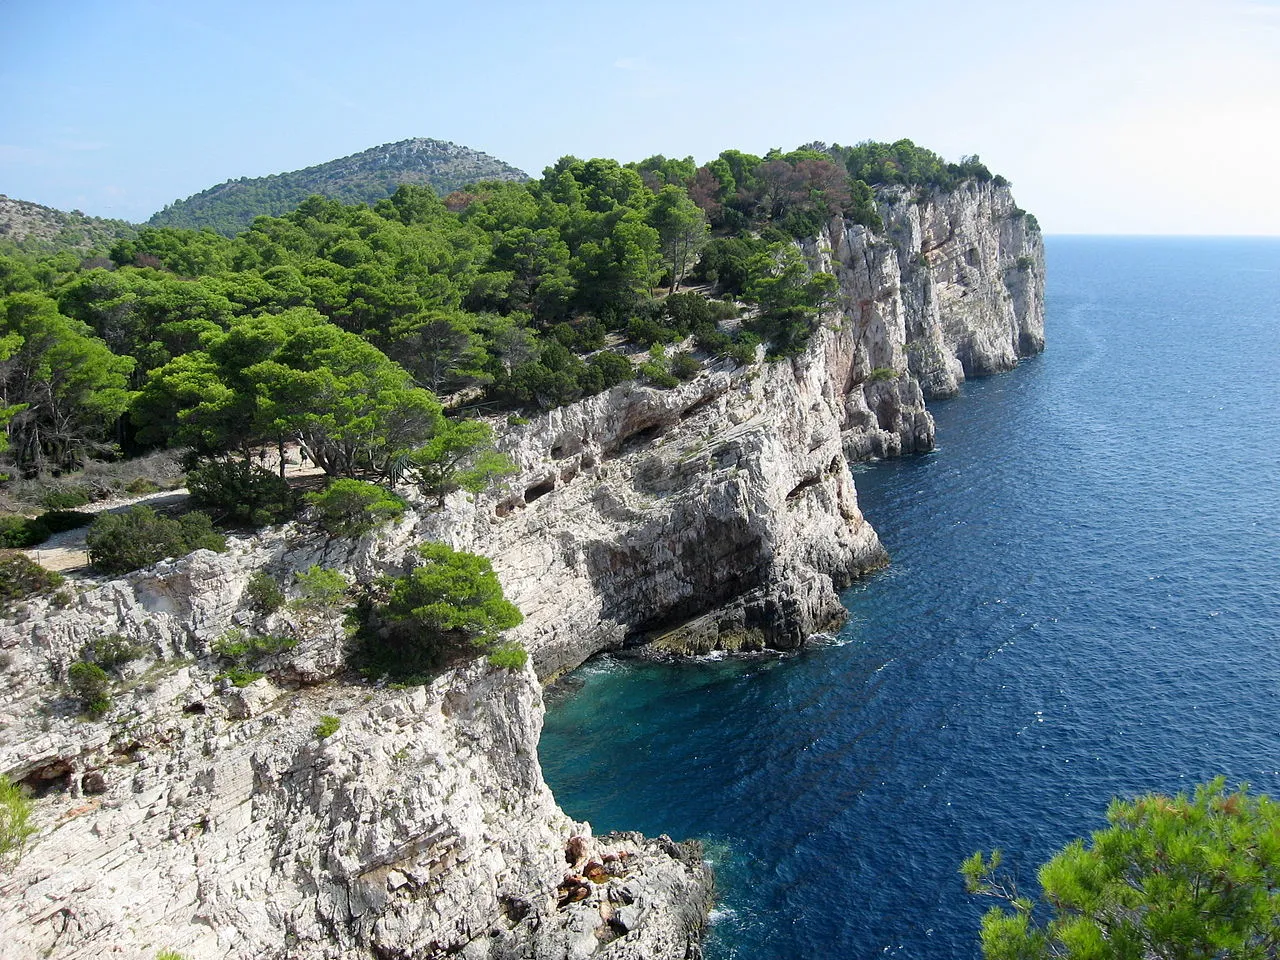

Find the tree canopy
[[0, 137, 1009, 481], [962, 778, 1280, 960]]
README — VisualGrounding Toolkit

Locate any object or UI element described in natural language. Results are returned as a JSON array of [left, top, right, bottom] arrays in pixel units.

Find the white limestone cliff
[[0, 179, 1042, 959]]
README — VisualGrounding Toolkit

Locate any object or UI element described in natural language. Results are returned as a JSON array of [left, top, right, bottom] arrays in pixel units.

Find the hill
[[147, 137, 529, 235], [0, 195, 137, 254]]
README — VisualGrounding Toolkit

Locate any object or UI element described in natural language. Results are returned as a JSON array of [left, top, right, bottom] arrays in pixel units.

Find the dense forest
[[0, 138, 1024, 512]]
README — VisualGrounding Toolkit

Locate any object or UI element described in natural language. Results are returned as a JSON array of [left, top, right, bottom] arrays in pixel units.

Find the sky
[[2, 0, 1278, 235]]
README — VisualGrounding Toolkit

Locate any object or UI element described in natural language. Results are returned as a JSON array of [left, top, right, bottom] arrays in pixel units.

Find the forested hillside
[[0, 195, 137, 255], [147, 138, 529, 236], [0, 139, 1024, 510]]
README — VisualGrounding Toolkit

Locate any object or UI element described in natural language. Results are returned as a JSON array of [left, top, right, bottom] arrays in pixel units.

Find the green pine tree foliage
[[962, 778, 1280, 960]]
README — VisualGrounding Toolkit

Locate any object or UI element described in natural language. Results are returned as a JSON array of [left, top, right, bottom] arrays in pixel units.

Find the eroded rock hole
[[524, 478, 555, 503]]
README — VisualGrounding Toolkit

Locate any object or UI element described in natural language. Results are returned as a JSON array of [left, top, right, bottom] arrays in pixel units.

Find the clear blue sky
[[3, 0, 1277, 234]]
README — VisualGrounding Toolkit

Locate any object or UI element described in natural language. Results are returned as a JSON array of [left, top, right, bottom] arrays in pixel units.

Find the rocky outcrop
[[0, 604, 711, 960], [874, 181, 1045, 398]]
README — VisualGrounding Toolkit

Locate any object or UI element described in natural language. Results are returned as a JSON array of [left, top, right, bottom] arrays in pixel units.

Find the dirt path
[[22, 454, 327, 576], [22, 489, 193, 574]]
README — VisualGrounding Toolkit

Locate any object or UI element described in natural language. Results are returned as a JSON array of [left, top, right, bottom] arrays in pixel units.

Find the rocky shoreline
[[0, 180, 1042, 958]]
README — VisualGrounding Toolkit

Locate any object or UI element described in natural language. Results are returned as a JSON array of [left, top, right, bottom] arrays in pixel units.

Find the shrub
[[85, 506, 226, 575], [868, 367, 897, 383], [726, 334, 761, 367], [35, 510, 93, 533], [68, 661, 112, 716], [665, 292, 714, 330], [216, 667, 264, 688], [0, 774, 36, 869], [187, 458, 296, 528], [303, 480, 404, 539], [587, 350, 634, 389], [0, 553, 64, 609], [670, 352, 702, 382], [293, 566, 348, 611], [314, 715, 341, 739], [212, 627, 296, 663], [124, 478, 160, 496], [626, 316, 679, 346], [39, 486, 92, 510], [0, 514, 50, 548], [244, 571, 285, 614], [487, 642, 529, 671], [639, 361, 678, 389], [357, 543, 522, 682], [85, 635, 145, 672]]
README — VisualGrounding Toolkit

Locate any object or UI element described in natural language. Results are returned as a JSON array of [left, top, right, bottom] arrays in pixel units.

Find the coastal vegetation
[[0, 138, 1006, 486], [0, 774, 36, 869], [963, 778, 1280, 959], [0, 138, 1012, 615], [84, 505, 225, 574], [354, 542, 524, 682]]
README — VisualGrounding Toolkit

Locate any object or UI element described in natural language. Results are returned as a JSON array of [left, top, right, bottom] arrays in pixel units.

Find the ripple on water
[[540, 237, 1280, 960]]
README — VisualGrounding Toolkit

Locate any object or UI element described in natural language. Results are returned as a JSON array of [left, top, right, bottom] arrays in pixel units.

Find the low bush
[[187, 458, 297, 528], [639, 359, 678, 389], [85, 635, 145, 672], [314, 715, 341, 739], [85, 507, 226, 575], [244, 571, 285, 614], [867, 367, 898, 383], [68, 661, 112, 716], [487, 642, 529, 671], [292, 566, 349, 611], [35, 510, 93, 533], [212, 627, 296, 663], [587, 350, 635, 390], [670, 352, 702, 382], [124, 478, 160, 496], [303, 480, 404, 539], [726, 334, 761, 367], [0, 553, 65, 609], [626, 316, 679, 346], [0, 774, 36, 868], [39, 485, 93, 510], [216, 667, 265, 688], [0, 514, 50, 548]]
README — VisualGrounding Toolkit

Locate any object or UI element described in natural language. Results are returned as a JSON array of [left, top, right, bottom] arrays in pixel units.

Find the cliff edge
[[0, 178, 1041, 958]]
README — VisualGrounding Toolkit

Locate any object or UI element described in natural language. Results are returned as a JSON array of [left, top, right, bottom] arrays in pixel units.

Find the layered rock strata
[[0, 586, 712, 959]]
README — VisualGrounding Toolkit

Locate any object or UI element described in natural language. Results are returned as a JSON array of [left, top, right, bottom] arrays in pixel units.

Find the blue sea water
[[539, 236, 1280, 959]]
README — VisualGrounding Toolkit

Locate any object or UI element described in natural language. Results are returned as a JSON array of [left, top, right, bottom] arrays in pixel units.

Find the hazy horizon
[[4, 0, 1278, 235]]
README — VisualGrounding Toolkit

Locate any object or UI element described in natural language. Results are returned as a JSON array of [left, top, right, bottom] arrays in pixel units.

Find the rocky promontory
[[0, 178, 1041, 958]]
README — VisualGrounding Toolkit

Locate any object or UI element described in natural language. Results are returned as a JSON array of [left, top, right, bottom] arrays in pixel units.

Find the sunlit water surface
[[540, 237, 1280, 959]]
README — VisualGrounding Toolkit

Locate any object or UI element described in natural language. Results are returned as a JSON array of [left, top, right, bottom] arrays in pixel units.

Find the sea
[[539, 236, 1280, 959]]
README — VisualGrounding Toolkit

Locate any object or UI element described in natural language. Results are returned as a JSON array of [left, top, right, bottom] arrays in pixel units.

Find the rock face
[[0, 588, 712, 959], [0, 178, 1041, 959], [873, 181, 1045, 398]]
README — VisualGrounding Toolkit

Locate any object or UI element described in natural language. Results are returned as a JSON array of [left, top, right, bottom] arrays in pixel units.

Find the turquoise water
[[540, 237, 1280, 959]]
